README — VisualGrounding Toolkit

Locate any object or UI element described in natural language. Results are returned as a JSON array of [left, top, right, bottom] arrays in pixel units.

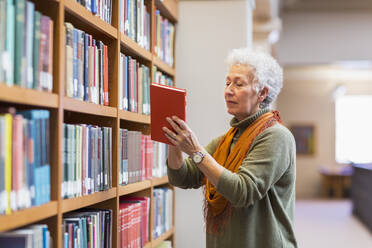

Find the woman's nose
[[225, 85, 234, 95]]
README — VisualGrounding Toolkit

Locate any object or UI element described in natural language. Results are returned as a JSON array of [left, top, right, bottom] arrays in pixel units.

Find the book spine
[[103, 44, 108, 106], [4, 114, 12, 214], [14, 0, 25, 86], [33, 11, 41, 89], [25, 1, 34, 89], [5, 0, 15, 86], [84, 33, 89, 101]]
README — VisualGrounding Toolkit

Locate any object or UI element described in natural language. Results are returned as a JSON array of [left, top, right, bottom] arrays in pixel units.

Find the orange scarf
[[204, 110, 282, 234]]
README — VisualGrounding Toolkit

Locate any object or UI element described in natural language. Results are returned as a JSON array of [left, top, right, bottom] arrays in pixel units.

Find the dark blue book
[[91, 0, 97, 14]]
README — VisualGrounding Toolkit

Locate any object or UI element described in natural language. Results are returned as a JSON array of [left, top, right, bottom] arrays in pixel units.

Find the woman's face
[[224, 64, 263, 121]]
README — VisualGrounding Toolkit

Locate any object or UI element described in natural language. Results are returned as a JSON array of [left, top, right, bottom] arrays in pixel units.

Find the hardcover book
[[150, 83, 186, 145]]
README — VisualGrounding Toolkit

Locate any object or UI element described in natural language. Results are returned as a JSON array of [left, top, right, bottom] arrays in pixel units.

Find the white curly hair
[[225, 48, 283, 108]]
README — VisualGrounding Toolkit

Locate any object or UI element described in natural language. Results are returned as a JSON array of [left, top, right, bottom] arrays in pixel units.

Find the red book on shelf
[[150, 83, 186, 145]]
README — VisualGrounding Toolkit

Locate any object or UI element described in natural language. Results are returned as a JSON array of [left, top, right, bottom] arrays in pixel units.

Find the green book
[[25, 1, 34, 88], [14, 0, 25, 86], [5, 0, 15, 86], [33, 11, 41, 89]]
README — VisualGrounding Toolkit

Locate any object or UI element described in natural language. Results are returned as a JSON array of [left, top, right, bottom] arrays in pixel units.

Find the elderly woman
[[162, 48, 297, 248]]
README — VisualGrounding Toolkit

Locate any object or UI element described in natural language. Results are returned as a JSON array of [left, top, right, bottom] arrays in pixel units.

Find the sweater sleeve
[[167, 135, 223, 189], [216, 125, 295, 207]]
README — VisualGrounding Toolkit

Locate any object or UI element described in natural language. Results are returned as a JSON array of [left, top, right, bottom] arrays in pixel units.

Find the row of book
[[154, 9, 175, 67], [119, 130, 168, 186], [0, 108, 51, 215], [0, 224, 52, 247], [0, 0, 53, 91], [62, 124, 112, 199], [119, 53, 151, 114], [153, 187, 173, 239], [119, 196, 150, 248], [120, 0, 151, 51], [63, 208, 112, 248], [153, 66, 174, 87], [65, 22, 110, 106], [75, 0, 113, 24], [155, 241, 172, 248]]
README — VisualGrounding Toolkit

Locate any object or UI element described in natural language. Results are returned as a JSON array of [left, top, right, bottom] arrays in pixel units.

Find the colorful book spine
[[120, 0, 150, 50], [62, 124, 112, 199], [74, 0, 112, 24], [1, 0, 53, 91], [65, 23, 109, 105], [153, 66, 174, 87], [153, 188, 173, 239], [63, 209, 112, 248], [0, 108, 51, 215], [154, 9, 174, 67], [119, 53, 150, 113], [5, 0, 15, 86]]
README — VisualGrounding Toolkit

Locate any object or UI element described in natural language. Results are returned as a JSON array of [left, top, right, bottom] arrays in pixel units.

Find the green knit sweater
[[167, 109, 298, 248]]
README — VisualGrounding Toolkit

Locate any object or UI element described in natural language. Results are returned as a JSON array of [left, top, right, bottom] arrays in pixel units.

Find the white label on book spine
[[27, 67, 33, 86], [10, 190, 17, 211], [61, 181, 65, 198], [0, 191, 7, 214], [74, 79, 78, 97]]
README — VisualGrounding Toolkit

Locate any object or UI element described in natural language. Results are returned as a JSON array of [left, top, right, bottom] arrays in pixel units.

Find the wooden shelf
[[61, 188, 117, 213], [152, 176, 169, 187], [155, 0, 178, 23], [63, 0, 117, 39], [120, 33, 153, 62], [119, 180, 152, 196], [0, 84, 58, 108], [153, 56, 175, 77], [143, 242, 152, 248], [119, 109, 151, 124], [63, 97, 117, 117], [0, 201, 58, 232], [152, 227, 174, 247]]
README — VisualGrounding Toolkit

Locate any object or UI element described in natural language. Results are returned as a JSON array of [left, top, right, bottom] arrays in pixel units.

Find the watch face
[[193, 153, 203, 164]]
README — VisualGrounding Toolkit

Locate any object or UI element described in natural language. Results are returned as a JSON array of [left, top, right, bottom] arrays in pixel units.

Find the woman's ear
[[259, 87, 269, 102]]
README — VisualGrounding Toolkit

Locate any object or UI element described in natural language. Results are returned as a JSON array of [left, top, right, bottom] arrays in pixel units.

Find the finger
[[164, 132, 179, 146], [166, 117, 183, 134], [162, 127, 178, 140], [172, 116, 188, 130]]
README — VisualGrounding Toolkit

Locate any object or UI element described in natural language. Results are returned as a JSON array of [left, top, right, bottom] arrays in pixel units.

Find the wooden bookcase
[[0, 0, 178, 247]]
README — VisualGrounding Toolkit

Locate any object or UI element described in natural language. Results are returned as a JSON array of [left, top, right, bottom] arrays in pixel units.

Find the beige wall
[[175, 1, 252, 248], [277, 66, 372, 198]]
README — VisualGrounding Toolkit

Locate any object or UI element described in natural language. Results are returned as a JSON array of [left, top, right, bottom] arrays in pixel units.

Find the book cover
[[150, 83, 186, 145]]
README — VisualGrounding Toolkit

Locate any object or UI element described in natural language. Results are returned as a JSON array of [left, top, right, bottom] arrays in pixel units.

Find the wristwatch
[[191, 150, 206, 165]]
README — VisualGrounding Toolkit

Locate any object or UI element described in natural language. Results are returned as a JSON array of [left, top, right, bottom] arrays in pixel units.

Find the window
[[335, 95, 372, 163]]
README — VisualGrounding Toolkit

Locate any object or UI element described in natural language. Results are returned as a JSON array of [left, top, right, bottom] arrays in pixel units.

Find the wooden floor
[[294, 200, 372, 248]]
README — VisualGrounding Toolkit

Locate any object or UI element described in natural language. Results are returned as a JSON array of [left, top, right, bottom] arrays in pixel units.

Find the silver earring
[[259, 103, 265, 109]]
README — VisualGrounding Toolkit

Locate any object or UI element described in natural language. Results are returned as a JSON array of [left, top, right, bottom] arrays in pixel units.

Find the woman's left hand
[[162, 116, 202, 156]]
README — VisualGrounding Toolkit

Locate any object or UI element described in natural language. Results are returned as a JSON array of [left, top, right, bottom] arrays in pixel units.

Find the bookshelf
[[0, 0, 178, 247]]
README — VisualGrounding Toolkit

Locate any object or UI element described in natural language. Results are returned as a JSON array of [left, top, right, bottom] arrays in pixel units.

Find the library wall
[[175, 1, 252, 248], [276, 12, 372, 65], [277, 66, 372, 198]]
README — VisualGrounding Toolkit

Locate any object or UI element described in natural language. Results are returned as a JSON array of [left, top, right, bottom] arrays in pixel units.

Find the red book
[[103, 45, 109, 106], [150, 83, 186, 145]]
